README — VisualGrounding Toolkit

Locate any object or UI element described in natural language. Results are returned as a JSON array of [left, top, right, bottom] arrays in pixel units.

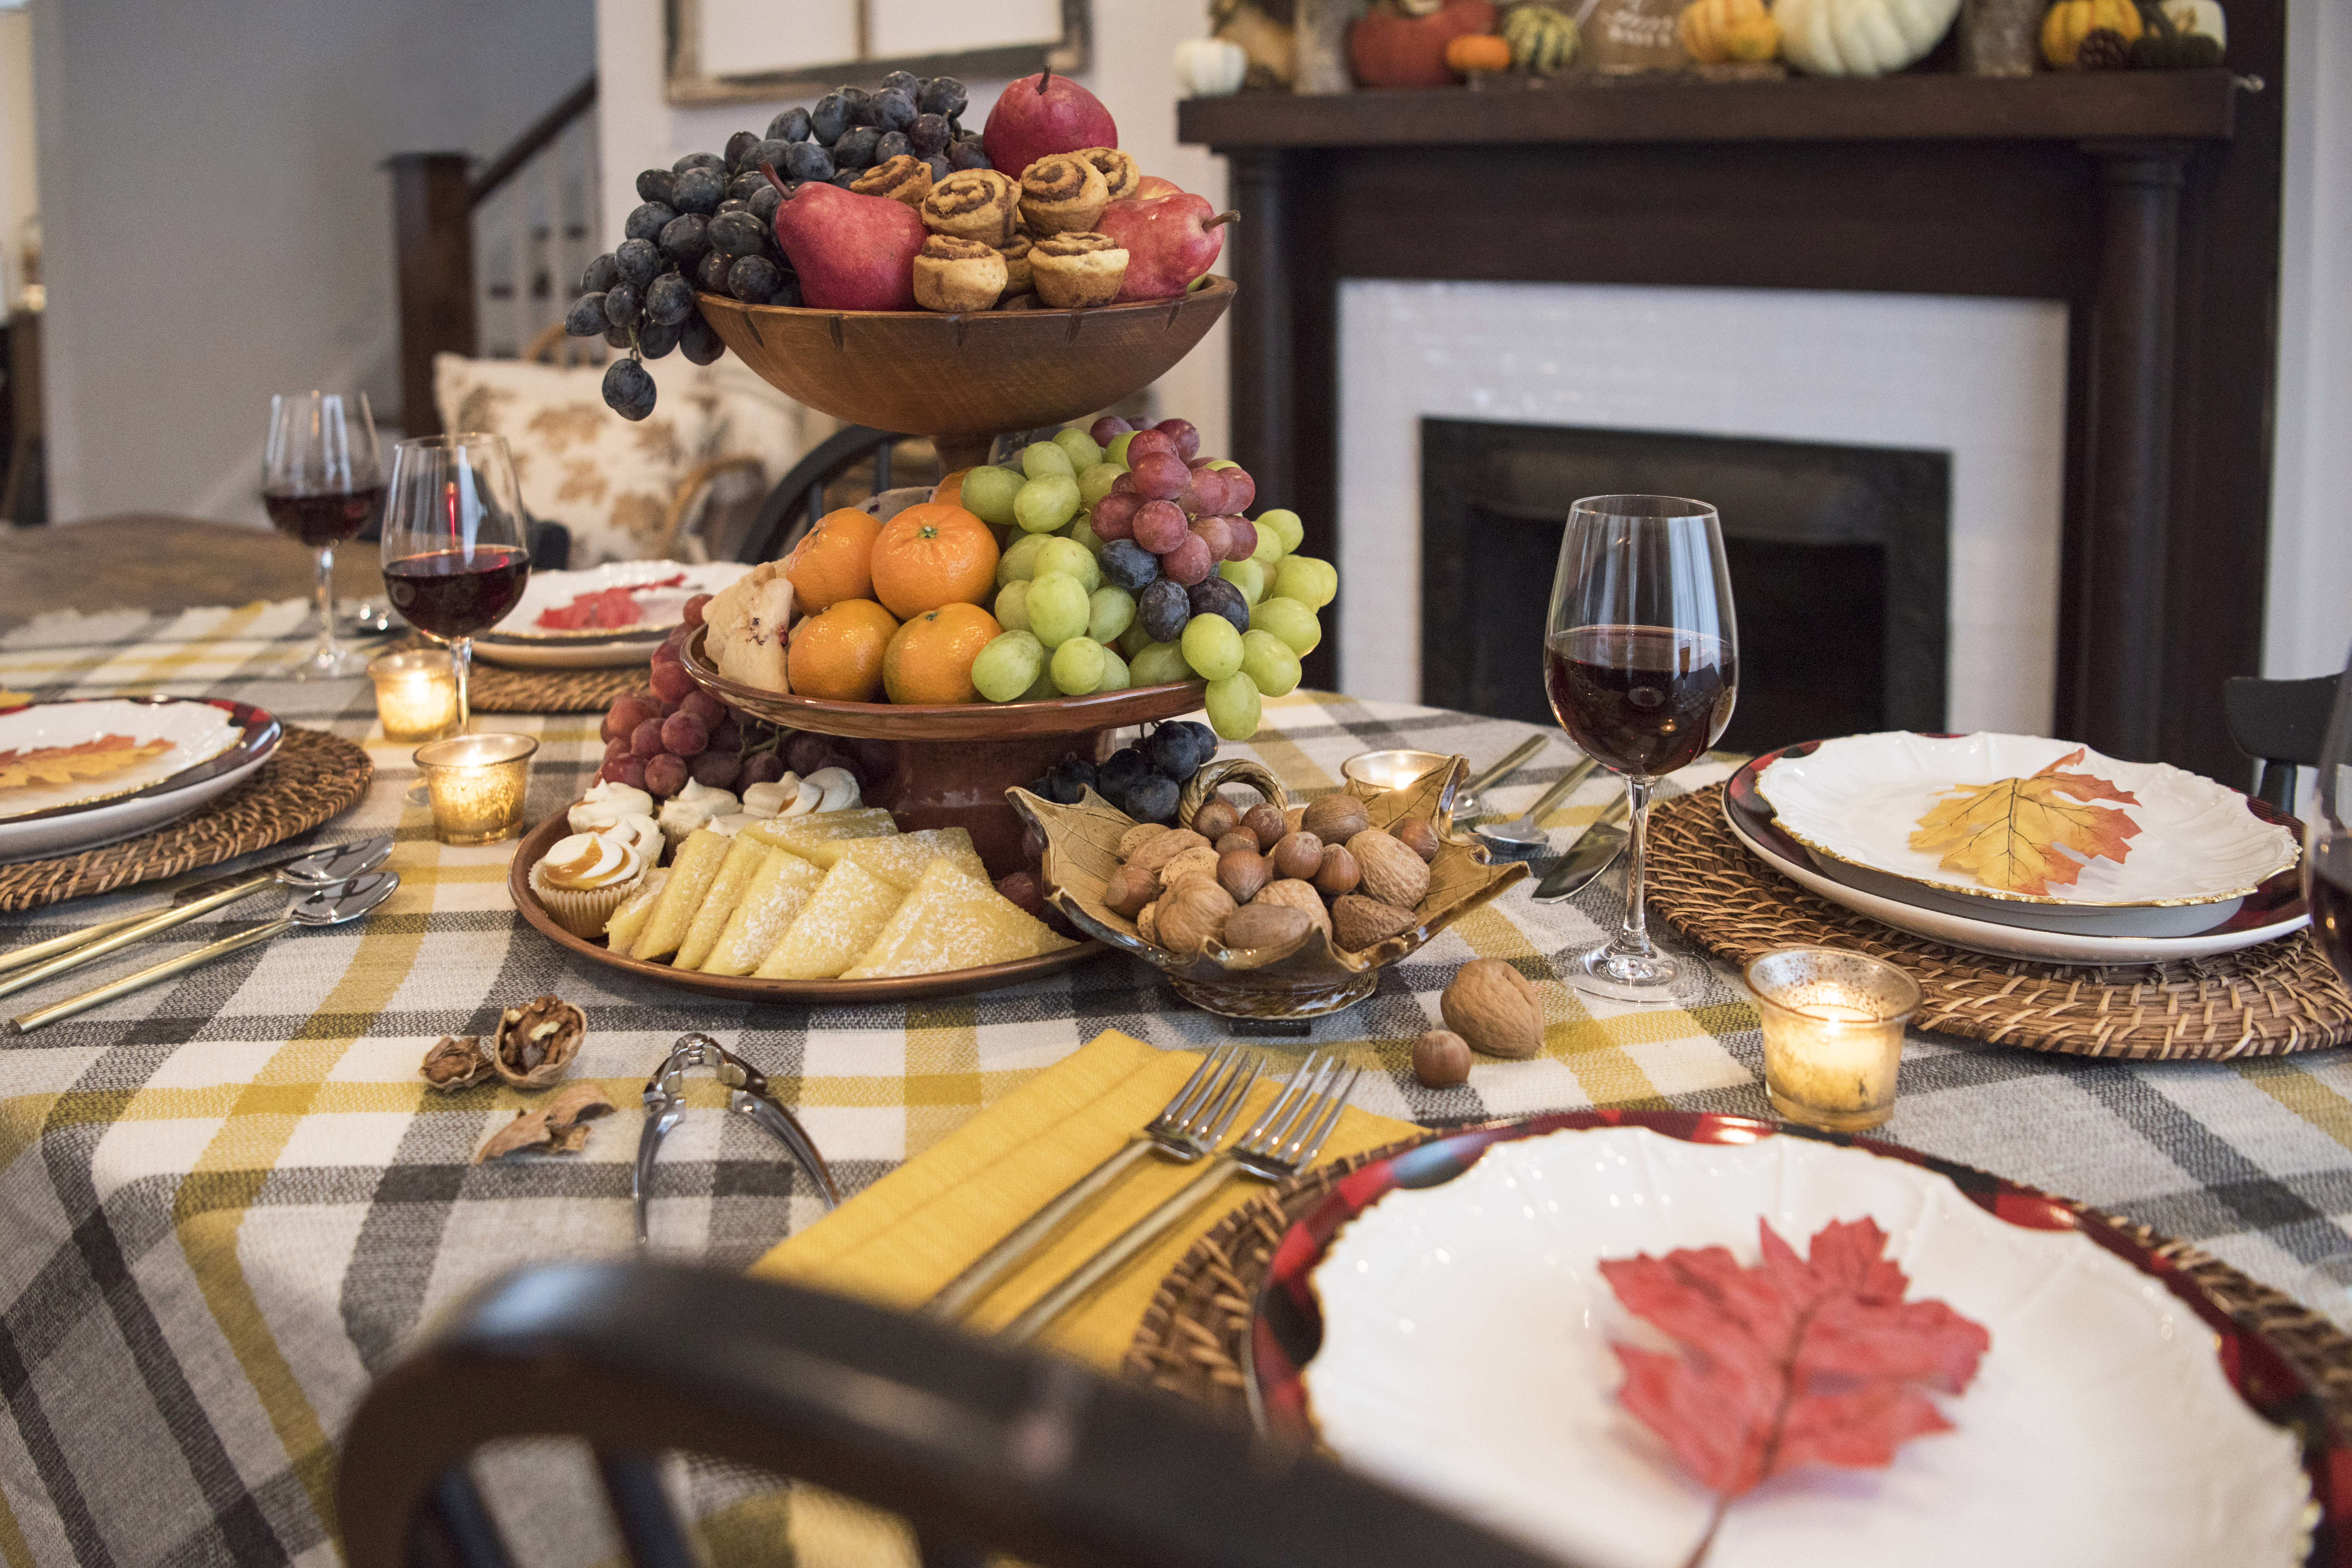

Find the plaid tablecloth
[[6, 601, 2352, 1567]]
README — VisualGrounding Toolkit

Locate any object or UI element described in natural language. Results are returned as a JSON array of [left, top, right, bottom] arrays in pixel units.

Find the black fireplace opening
[[1420, 420, 1951, 755]]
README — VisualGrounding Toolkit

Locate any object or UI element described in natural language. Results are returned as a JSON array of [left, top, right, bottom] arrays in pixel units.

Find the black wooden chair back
[[734, 425, 908, 564], [2223, 673, 2341, 809], [339, 1260, 1574, 1568]]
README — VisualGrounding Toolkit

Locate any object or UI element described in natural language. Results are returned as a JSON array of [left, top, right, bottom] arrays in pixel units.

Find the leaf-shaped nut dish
[[1010, 757, 1530, 1018]]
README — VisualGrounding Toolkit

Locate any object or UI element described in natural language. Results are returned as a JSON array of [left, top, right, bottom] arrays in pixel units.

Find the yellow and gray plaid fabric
[[6, 601, 2352, 1566]]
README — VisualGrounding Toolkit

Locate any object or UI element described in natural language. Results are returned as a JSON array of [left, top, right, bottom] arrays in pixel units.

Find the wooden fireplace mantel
[[1181, 50, 2285, 782]]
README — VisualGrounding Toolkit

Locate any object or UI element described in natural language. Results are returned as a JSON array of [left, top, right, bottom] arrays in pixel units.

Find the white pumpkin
[[2162, 0, 2226, 47], [1777, 0, 1964, 75], [1174, 36, 1250, 98]]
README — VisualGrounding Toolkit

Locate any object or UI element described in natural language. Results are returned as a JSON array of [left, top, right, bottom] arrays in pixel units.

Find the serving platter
[[0, 697, 283, 862], [476, 561, 751, 670], [1255, 1112, 2340, 1568], [505, 809, 1104, 1004]]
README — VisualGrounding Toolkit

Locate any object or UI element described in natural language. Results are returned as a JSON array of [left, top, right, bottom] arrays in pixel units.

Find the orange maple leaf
[[1908, 746, 2141, 895], [0, 734, 175, 793]]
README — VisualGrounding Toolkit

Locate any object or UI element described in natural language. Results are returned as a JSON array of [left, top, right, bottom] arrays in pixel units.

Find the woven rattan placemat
[[389, 636, 642, 714], [1643, 785, 2352, 1060], [1125, 1135, 2352, 1441], [0, 727, 373, 912]]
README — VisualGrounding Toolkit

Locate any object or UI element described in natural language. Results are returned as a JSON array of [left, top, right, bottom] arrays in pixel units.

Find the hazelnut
[[1270, 831, 1323, 881], [1156, 879, 1237, 952], [1331, 895, 1416, 952], [1128, 828, 1210, 874], [1256, 878, 1332, 941], [1118, 823, 1171, 861], [1159, 844, 1222, 891], [1103, 863, 1157, 920], [1225, 902, 1311, 950], [1217, 849, 1271, 905], [1192, 799, 1241, 842], [1348, 829, 1432, 910], [1302, 794, 1371, 843], [1243, 803, 1288, 850], [1392, 815, 1441, 864], [1314, 844, 1361, 897], [1215, 830, 1260, 857], [1412, 1029, 1473, 1087], [1441, 959, 1543, 1059]]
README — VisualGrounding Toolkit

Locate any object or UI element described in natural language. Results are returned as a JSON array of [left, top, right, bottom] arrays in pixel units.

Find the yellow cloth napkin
[[750, 1029, 1421, 1368]]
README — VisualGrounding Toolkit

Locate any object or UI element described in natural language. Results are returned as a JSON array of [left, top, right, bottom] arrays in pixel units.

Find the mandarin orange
[[784, 507, 881, 610], [785, 598, 898, 702], [882, 601, 1001, 705], [869, 502, 999, 620]]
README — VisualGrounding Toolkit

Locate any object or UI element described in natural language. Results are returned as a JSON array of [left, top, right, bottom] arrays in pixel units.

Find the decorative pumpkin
[[1777, 0, 1962, 75], [2131, 0, 2225, 67], [1502, 2, 1581, 70], [1723, 12, 1783, 58], [1174, 35, 1251, 97], [1348, 0, 1500, 87], [2040, 0, 2143, 67], [1445, 32, 1515, 72], [1676, 0, 1775, 62]]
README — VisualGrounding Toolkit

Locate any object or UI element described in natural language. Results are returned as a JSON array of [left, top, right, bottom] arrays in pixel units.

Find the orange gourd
[[1677, 0, 1775, 63], [1445, 33, 1514, 74], [2041, 0, 2143, 67]]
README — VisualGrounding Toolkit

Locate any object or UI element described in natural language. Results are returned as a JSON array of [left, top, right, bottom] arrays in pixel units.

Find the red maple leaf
[[1601, 1217, 1992, 1568]]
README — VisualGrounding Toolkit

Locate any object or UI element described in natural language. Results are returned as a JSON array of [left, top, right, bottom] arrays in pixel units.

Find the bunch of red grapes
[[1086, 415, 1259, 615], [594, 593, 866, 800]]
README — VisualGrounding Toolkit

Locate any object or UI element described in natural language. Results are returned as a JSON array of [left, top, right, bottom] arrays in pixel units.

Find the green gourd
[[1502, 3, 1580, 71], [2129, 0, 2225, 67]]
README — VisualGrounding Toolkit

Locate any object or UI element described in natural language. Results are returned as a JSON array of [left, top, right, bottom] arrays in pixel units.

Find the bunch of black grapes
[[565, 73, 979, 422], [1029, 722, 1218, 825]]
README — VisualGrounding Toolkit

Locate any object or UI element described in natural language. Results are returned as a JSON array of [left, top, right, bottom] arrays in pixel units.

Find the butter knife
[[1533, 794, 1633, 901]]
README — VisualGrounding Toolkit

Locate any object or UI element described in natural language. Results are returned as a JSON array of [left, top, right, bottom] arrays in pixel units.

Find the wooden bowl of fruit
[[693, 277, 1234, 474], [1015, 759, 1532, 1018]]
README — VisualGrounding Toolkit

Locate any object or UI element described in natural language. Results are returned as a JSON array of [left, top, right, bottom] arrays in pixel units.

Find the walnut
[[1302, 794, 1370, 843], [421, 1034, 493, 1091], [490, 995, 587, 1088], [1155, 879, 1237, 952], [1313, 844, 1360, 897], [1118, 823, 1171, 860], [1270, 831, 1323, 881], [1103, 863, 1158, 919], [1332, 894, 1416, 952], [1255, 878, 1332, 941], [1348, 829, 1432, 910], [1441, 959, 1543, 1059], [1392, 815, 1442, 864], [1217, 849, 1271, 905], [1158, 844, 1222, 891], [1129, 828, 1210, 874], [1412, 1029, 1473, 1087], [1225, 902, 1311, 950]]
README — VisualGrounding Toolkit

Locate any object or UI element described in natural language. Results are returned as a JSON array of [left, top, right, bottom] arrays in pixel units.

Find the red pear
[[1097, 188, 1235, 303], [768, 178, 922, 311], [982, 70, 1118, 184]]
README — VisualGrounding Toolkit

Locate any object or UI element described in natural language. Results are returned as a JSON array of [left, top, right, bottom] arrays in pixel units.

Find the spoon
[[1474, 757, 1604, 860], [1451, 733, 1551, 822], [8, 871, 402, 1035]]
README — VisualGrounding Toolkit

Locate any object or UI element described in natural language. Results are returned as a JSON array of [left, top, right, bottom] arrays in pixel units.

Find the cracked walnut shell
[[421, 1034, 494, 1091], [491, 995, 587, 1088]]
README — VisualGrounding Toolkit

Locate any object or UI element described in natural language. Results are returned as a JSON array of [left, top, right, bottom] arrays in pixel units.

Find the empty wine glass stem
[[1606, 776, 1655, 959], [313, 547, 341, 664]]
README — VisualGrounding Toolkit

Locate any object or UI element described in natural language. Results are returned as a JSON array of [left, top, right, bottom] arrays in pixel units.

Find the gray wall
[[31, 0, 595, 527]]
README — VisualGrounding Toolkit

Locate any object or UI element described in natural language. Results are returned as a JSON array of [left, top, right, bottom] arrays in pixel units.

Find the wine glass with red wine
[[380, 434, 530, 732], [1544, 495, 1738, 1005], [2305, 668, 2352, 995], [263, 391, 384, 679]]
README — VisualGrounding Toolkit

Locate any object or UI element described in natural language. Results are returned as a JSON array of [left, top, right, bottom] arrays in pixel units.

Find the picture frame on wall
[[666, 0, 1091, 106]]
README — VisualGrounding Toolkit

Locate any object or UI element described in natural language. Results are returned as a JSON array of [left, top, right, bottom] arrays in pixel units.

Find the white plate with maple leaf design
[[1281, 1123, 2315, 1568], [1754, 732, 2300, 933], [0, 697, 281, 861]]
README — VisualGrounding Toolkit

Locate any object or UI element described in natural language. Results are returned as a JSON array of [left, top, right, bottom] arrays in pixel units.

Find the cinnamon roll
[[1029, 231, 1128, 309], [920, 169, 1020, 247], [999, 233, 1035, 297], [1018, 154, 1110, 238], [911, 235, 1007, 313], [849, 153, 933, 209], [1073, 147, 1141, 204]]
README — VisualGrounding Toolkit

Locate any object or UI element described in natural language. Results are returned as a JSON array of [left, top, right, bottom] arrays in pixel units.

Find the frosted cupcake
[[529, 830, 650, 937]]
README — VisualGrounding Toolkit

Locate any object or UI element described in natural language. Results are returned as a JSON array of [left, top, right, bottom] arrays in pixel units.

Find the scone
[[1019, 154, 1110, 238], [921, 169, 1020, 247], [1030, 231, 1129, 309], [850, 153, 933, 209], [912, 235, 1008, 313], [702, 559, 793, 693], [999, 232, 1035, 297], [1073, 147, 1141, 204]]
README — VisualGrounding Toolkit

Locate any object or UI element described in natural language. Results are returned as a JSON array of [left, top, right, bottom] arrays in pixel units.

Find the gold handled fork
[[997, 1049, 1362, 1345], [925, 1042, 1262, 1320]]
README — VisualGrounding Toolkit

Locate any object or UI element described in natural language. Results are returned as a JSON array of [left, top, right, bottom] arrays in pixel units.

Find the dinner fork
[[998, 1049, 1362, 1345], [925, 1042, 1262, 1320]]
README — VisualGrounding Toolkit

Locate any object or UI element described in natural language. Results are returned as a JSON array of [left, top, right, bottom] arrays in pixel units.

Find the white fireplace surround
[[1336, 280, 2071, 737]]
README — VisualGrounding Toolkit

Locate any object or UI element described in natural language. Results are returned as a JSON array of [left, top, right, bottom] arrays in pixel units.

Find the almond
[[1331, 894, 1415, 952], [1118, 823, 1171, 861], [1136, 899, 1159, 946], [1441, 958, 1542, 1058], [1158, 844, 1222, 892], [1348, 828, 1431, 910], [1255, 878, 1332, 940], [1128, 828, 1210, 873]]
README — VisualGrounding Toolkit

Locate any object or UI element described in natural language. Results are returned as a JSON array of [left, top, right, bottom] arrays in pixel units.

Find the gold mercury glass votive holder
[[1744, 947, 1922, 1133], [1341, 748, 1453, 797], [413, 734, 537, 846], [369, 649, 461, 742]]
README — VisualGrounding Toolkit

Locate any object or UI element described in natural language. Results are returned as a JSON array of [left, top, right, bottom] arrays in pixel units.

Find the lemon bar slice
[[703, 851, 824, 977], [742, 808, 897, 860], [819, 826, 989, 889], [753, 859, 905, 980], [841, 859, 1076, 979], [675, 835, 775, 971], [602, 868, 669, 954], [631, 828, 732, 962]]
